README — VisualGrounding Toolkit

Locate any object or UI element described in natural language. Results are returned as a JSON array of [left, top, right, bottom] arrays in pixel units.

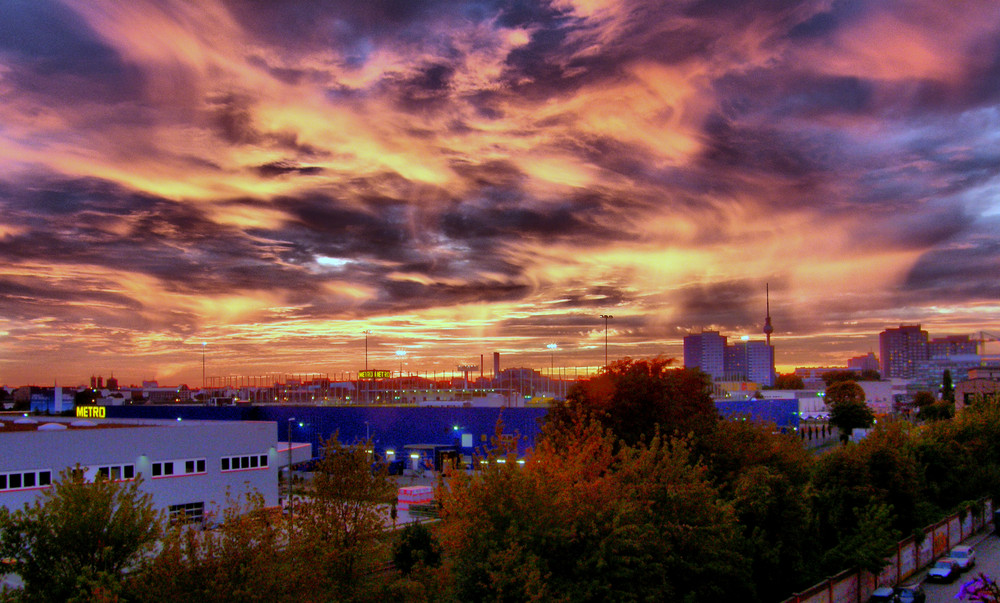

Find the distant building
[[793, 367, 855, 389], [683, 331, 727, 382], [880, 325, 929, 379], [684, 331, 774, 387], [928, 335, 978, 359], [848, 353, 879, 373], [954, 367, 1000, 411]]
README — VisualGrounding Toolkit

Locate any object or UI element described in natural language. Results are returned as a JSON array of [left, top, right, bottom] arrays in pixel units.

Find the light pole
[[363, 330, 371, 403], [600, 315, 613, 367], [396, 350, 406, 377], [287, 417, 295, 520], [547, 343, 558, 398], [201, 342, 206, 391]]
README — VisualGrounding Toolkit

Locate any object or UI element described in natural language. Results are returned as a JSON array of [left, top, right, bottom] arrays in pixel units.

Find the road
[[920, 528, 999, 603]]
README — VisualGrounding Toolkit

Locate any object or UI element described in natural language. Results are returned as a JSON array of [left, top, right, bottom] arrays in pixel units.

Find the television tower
[[763, 283, 774, 346]]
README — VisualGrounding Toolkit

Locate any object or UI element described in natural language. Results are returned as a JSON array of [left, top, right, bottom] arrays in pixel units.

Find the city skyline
[[3, 1, 1000, 385]]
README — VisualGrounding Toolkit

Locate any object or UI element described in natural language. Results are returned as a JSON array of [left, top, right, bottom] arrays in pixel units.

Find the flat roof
[[0, 420, 147, 433]]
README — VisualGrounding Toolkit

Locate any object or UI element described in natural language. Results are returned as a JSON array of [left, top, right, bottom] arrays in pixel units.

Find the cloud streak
[[2, 0, 1000, 384]]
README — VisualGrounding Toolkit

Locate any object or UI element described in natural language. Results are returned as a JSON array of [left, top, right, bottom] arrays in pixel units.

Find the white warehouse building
[[0, 416, 305, 525]]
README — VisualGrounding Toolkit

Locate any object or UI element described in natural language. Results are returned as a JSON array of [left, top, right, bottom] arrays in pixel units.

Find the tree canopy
[[0, 467, 160, 602], [550, 357, 719, 445], [774, 373, 805, 389]]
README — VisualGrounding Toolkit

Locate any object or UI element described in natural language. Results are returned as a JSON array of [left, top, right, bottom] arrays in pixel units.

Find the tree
[[825, 381, 873, 444], [0, 467, 160, 602], [393, 522, 442, 575], [919, 401, 955, 422], [128, 491, 289, 603], [820, 503, 900, 574], [774, 373, 805, 390], [289, 435, 397, 599], [437, 418, 752, 602], [551, 357, 719, 446], [942, 369, 955, 403], [913, 391, 936, 410], [699, 419, 816, 600]]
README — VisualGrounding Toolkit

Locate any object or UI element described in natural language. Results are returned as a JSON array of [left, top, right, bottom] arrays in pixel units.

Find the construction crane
[[976, 331, 1000, 355]]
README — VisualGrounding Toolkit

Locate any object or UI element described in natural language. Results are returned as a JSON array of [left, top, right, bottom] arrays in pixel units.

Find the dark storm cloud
[[901, 222, 1000, 302], [0, 177, 323, 299], [0, 0, 143, 103], [255, 161, 325, 178], [677, 281, 761, 331]]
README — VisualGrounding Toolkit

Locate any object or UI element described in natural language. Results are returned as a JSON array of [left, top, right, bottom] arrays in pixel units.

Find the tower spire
[[763, 283, 774, 346]]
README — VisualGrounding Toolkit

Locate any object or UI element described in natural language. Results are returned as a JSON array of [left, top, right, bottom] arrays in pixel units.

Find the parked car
[[927, 558, 959, 582], [896, 583, 926, 603], [869, 586, 896, 602], [949, 545, 976, 571]]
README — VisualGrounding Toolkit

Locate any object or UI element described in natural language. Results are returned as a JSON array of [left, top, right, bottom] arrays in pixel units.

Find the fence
[[781, 499, 993, 603]]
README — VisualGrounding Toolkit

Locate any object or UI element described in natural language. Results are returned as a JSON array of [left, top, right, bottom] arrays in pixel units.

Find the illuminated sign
[[75, 406, 106, 419], [358, 370, 392, 379]]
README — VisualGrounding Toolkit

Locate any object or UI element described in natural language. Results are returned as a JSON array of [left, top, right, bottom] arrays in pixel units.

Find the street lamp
[[363, 330, 372, 403], [599, 315, 613, 367], [396, 350, 406, 377], [201, 342, 207, 391]]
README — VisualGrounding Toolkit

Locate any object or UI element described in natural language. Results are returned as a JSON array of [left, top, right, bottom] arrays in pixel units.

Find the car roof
[[952, 545, 973, 552]]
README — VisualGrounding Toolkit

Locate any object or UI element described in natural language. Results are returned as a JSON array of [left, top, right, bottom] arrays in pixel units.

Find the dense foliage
[[0, 468, 160, 602]]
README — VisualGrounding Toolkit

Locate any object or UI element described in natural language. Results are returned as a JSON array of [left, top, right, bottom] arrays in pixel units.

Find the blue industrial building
[[107, 399, 799, 463]]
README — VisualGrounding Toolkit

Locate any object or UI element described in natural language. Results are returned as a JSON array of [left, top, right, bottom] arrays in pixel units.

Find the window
[[96, 464, 135, 482], [221, 453, 269, 473], [0, 469, 51, 492], [151, 458, 206, 479], [168, 502, 205, 526]]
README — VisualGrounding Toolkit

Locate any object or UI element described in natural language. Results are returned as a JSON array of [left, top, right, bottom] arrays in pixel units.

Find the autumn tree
[[551, 357, 719, 446], [699, 419, 817, 599], [131, 435, 398, 603], [289, 435, 398, 599], [774, 373, 805, 389], [127, 492, 290, 603], [437, 418, 751, 602], [825, 381, 874, 443], [0, 467, 160, 602]]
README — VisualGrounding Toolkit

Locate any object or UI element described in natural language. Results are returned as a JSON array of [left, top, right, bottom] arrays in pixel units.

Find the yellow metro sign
[[75, 406, 106, 419]]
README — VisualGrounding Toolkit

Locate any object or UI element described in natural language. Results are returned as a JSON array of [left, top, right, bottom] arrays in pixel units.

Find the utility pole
[[600, 315, 613, 367]]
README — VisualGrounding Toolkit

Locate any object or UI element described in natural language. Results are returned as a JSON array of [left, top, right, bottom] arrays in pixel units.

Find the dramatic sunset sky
[[2, 0, 1000, 386]]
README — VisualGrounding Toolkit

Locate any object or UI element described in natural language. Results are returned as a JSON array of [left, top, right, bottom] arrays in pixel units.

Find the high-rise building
[[683, 331, 727, 381], [879, 325, 929, 379], [684, 331, 774, 386], [928, 335, 977, 359], [726, 340, 775, 386]]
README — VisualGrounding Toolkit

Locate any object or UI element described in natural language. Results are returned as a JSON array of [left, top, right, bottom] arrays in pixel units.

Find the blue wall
[[715, 398, 799, 428], [106, 405, 548, 459], [107, 400, 799, 458]]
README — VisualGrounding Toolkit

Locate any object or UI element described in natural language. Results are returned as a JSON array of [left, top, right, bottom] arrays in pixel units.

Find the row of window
[[0, 470, 52, 492], [221, 454, 269, 472], [152, 458, 207, 478], [1, 453, 270, 490]]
